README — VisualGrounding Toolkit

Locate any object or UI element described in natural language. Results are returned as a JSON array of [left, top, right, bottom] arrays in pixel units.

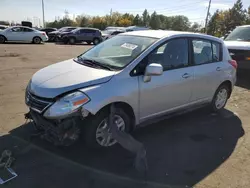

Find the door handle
[[182, 73, 191, 79], [216, 67, 222, 71]]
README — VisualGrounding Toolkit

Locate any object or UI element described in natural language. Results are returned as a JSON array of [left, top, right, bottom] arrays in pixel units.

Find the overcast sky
[[0, 0, 249, 26]]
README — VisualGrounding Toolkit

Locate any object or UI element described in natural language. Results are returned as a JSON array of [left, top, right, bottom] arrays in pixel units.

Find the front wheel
[[211, 84, 230, 112], [69, 37, 76, 45], [0, 35, 6, 44], [84, 107, 130, 148]]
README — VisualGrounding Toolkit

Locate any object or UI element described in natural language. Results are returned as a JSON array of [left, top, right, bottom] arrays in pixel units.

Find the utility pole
[[110, 8, 113, 17], [204, 0, 212, 34], [42, 0, 45, 28]]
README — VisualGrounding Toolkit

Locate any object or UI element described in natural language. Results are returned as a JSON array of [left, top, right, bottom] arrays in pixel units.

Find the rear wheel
[[33, 37, 41, 44], [0, 35, 6, 44], [211, 84, 230, 112], [93, 38, 100, 45]]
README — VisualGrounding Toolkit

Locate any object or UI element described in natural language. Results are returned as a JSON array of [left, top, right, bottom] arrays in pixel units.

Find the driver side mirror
[[143, 63, 163, 82]]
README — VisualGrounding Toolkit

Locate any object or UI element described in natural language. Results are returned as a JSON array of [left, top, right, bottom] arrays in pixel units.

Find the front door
[[5, 27, 23, 41], [139, 38, 194, 121]]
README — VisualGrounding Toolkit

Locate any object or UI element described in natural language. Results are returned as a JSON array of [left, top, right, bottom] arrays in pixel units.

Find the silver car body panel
[[30, 59, 115, 98], [29, 30, 236, 125]]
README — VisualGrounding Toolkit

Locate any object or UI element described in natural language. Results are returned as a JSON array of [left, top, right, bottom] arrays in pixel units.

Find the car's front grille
[[25, 91, 53, 113], [228, 49, 250, 61]]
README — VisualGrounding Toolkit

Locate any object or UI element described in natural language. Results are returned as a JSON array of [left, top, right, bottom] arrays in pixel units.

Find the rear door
[[78, 29, 87, 41], [190, 38, 223, 101], [85, 29, 96, 41], [21, 27, 34, 41]]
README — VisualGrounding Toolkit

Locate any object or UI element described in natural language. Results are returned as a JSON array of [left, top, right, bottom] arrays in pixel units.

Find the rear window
[[192, 39, 222, 65]]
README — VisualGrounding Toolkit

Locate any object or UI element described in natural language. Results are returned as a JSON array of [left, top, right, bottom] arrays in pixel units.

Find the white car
[[102, 30, 125, 40], [0, 26, 48, 44], [224, 25, 250, 69]]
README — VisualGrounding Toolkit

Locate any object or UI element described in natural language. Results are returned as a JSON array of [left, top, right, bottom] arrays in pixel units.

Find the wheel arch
[[0, 35, 7, 41], [33, 36, 42, 41], [89, 101, 136, 131]]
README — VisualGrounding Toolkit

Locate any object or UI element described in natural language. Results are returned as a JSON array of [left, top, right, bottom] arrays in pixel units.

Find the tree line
[[207, 0, 250, 37], [46, 10, 197, 32]]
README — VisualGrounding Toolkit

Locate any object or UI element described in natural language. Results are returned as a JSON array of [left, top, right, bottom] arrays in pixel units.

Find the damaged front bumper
[[25, 109, 83, 146]]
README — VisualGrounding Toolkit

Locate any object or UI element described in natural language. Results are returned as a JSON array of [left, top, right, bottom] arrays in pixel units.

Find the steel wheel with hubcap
[[215, 88, 228, 109], [96, 115, 126, 147], [0, 35, 6, 43], [69, 37, 76, 45], [211, 84, 230, 112], [84, 107, 131, 148], [33, 37, 41, 44], [93, 38, 100, 45]]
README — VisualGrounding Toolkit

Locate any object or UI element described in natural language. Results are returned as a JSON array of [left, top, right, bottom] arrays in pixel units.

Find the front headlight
[[44, 91, 90, 119]]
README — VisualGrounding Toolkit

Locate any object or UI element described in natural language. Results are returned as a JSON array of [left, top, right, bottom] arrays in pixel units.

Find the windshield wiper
[[77, 57, 113, 71]]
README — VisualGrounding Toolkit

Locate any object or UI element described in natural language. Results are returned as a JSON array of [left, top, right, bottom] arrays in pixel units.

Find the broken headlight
[[44, 91, 90, 119]]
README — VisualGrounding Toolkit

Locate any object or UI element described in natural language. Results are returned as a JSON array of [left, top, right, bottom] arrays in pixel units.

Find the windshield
[[225, 27, 250, 41], [77, 35, 157, 69], [102, 30, 115, 35]]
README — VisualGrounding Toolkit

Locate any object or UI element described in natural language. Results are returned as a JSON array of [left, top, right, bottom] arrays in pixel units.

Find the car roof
[[78, 27, 100, 30], [237, 25, 250, 28], [121, 30, 222, 42], [9, 26, 33, 29]]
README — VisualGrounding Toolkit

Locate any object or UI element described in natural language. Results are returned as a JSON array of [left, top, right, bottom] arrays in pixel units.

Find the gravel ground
[[0, 43, 250, 188]]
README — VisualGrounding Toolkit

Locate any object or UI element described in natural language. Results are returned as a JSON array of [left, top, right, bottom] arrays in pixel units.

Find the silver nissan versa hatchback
[[25, 30, 237, 148]]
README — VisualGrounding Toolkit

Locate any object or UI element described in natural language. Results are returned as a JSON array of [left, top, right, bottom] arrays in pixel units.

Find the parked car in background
[[47, 27, 77, 41], [39, 28, 57, 36], [58, 27, 102, 45], [125, 26, 150, 32], [0, 26, 48, 44], [0, 25, 8, 30], [224, 25, 250, 70], [104, 26, 125, 31], [21, 21, 32, 28], [102, 29, 125, 40], [25, 30, 236, 148]]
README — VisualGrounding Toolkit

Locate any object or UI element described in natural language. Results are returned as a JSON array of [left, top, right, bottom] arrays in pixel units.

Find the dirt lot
[[0, 43, 250, 188]]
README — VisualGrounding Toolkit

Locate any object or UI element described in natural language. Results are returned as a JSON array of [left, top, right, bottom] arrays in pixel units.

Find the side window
[[79, 29, 85, 34], [23, 28, 33, 32], [148, 38, 189, 70], [85, 29, 95, 34], [11, 27, 22, 32], [192, 39, 212, 65]]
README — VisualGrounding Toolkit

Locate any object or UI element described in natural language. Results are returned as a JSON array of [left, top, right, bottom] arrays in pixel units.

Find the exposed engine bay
[[25, 110, 82, 146]]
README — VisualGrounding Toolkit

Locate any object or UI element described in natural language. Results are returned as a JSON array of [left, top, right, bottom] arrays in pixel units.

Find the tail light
[[42, 32, 46, 36], [228, 60, 238, 69]]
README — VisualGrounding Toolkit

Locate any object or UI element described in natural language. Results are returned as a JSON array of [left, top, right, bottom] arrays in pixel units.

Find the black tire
[[33, 37, 42, 44], [62, 37, 69, 44], [93, 38, 100, 45], [211, 84, 230, 112], [0, 35, 6, 44], [84, 107, 131, 148], [87, 41, 92, 45], [69, 37, 76, 45]]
